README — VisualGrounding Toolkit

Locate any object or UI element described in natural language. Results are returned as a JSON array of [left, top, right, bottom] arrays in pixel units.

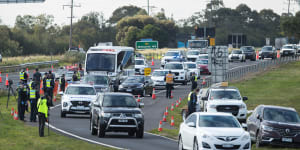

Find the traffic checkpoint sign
[[136, 41, 158, 50], [144, 68, 151, 76]]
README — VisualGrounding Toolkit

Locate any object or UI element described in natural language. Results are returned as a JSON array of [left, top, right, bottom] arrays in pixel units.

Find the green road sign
[[136, 41, 158, 50]]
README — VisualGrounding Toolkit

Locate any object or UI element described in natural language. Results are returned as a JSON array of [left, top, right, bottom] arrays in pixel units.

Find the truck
[[275, 37, 288, 50], [187, 39, 208, 54]]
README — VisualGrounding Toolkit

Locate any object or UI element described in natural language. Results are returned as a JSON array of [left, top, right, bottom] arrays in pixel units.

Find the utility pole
[[288, 0, 291, 15], [63, 0, 80, 49], [147, 0, 150, 15]]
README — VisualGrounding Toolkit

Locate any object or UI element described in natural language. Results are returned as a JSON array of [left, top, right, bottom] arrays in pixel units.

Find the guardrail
[[202, 56, 300, 88], [0, 60, 59, 72]]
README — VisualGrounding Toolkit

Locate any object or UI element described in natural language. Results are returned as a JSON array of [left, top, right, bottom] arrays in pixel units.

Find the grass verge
[[149, 61, 300, 150], [0, 91, 113, 150]]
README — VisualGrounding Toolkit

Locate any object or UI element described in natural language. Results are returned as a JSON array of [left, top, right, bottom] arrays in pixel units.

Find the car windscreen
[[199, 115, 240, 128], [84, 76, 108, 85], [241, 47, 254, 52], [198, 55, 208, 60], [282, 46, 293, 49], [232, 50, 242, 54], [197, 60, 208, 65], [187, 51, 199, 55], [66, 86, 96, 95], [209, 90, 242, 100], [262, 47, 273, 51], [86, 53, 115, 72], [135, 60, 144, 65], [186, 63, 196, 69], [164, 63, 183, 70], [103, 95, 137, 107], [152, 71, 168, 76], [124, 76, 144, 83], [263, 108, 300, 123], [165, 52, 179, 56]]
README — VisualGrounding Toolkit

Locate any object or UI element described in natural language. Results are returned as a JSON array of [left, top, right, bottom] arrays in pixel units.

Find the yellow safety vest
[[46, 79, 51, 88], [188, 92, 193, 101], [77, 72, 81, 80], [30, 89, 36, 99], [166, 74, 174, 84], [19, 72, 24, 80], [29, 81, 33, 90], [194, 75, 198, 82], [37, 98, 48, 118]]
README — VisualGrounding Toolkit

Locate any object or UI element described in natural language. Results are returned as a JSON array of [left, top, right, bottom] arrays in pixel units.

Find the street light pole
[[69, 0, 73, 49], [147, 0, 150, 15]]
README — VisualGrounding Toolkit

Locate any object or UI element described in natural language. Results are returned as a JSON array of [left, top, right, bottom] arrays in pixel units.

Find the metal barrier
[[0, 60, 59, 72]]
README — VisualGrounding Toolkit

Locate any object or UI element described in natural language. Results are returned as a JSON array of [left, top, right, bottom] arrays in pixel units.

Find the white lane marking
[[50, 104, 61, 109], [145, 132, 177, 142]]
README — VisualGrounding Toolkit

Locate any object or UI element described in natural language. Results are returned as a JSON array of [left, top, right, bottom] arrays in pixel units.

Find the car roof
[[210, 86, 238, 90], [194, 112, 234, 117], [165, 62, 183, 64], [153, 69, 168, 72], [184, 62, 196, 64], [261, 105, 296, 111], [135, 58, 145, 61], [67, 83, 94, 87], [102, 92, 134, 97]]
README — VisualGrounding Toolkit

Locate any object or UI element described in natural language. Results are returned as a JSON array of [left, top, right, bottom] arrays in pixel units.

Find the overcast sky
[[0, 0, 299, 26]]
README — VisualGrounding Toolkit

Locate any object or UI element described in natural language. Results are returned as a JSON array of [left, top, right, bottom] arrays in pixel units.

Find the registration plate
[[126, 89, 132, 92], [118, 119, 128, 123], [222, 144, 233, 148], [77, 106, 85, 110], [282, 137, 293, 143]]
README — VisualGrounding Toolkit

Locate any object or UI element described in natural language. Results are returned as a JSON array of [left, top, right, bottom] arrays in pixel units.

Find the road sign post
[[136, 41, 158, 50]]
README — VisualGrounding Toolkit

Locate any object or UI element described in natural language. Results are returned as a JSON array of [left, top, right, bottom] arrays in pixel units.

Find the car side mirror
[[187, 122, 196, 128], [241, 123, 248, 130], [139, 103, 144, 108], [202, 97, 208, 101], [243, 97, 248, 101], [256, 114, 262, 121]]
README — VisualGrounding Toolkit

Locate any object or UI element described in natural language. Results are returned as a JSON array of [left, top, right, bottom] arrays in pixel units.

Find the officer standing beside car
[[60, 74, 66, 92], [165, 71, 174, 99], [188, 88, 199, 116], [29, 81, 40, 122], [191, 72, 198, 91]]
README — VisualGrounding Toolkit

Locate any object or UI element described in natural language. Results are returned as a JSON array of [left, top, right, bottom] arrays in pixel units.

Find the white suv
[[280, 44, 297, 56], [164, 62, 189, 85], [135, 58, 148, 75], [61, 84, 97, 117], [200, 84, 248, 123], [161, 50, 186, 67]]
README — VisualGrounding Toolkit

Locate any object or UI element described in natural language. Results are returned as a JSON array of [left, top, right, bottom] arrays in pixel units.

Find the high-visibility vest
[[19, 72, 25, 80], [30, 89, 36, 99], [37, 98, 48, 118], [188, 92, 193, 101], [194, 75, 197, 81], [166, 74, 174, 84], [77, 72, 81, 80], [29, 81, 33, 90], [46, 79, 51, 88]]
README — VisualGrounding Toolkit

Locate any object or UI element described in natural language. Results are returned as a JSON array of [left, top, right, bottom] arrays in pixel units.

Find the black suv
[[90, 92, 144, 138], [240, 46, 256, 61]]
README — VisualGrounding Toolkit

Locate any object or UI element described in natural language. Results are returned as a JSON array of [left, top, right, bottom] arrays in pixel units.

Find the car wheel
[[262, 56, 264, 60], [60, 111, 66, 118], [97, 122, 105, 138], [128, 130, 135, 136], [90, 119, 97, 135], [256, 131, 264, 148], [193, 138, 199, 150], [136, 126, 144, 138], [178, 135, 184, 150]]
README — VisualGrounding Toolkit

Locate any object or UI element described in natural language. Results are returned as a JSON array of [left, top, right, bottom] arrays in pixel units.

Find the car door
[[247, 106, 258, 138], [93, 95, 102, 126], [181, 114, 197, 149]]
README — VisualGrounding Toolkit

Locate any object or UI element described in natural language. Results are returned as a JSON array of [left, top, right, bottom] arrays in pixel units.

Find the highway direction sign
[[136, 41, 158, 50]]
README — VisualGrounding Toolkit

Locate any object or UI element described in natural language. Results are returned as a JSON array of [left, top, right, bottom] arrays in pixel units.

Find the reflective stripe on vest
[[20, 72, 24, 80], [46, 79, 51, 88], [166, 74, 173, 84], [30, 90, 36, 99], [188, 92, 193, 101]]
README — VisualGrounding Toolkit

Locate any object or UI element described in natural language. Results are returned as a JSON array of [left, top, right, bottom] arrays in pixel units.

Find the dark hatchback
[[241, 46, 256, 61], [118, 75, 154, 96], [247, 105, 300, 148]]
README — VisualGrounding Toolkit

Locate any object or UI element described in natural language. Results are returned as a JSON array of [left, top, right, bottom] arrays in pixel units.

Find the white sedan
[[229, 50, 246, 62], [178, 112, 251, 150]]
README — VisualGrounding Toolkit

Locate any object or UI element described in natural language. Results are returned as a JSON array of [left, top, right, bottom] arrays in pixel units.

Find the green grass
[[149, 61, 300, 150], [0, 92, 114, 150]]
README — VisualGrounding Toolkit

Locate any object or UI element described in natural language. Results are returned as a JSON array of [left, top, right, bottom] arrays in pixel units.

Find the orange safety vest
[[166, 73, 174, 84]]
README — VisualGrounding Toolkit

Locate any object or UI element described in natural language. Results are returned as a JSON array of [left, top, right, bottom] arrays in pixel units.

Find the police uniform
[[19, 71, 28, 84], [37, 97, 48, 137], [18, 83, 29, 121], [45, 78, 54, 106], [165, 73, 174, 98], [188, 91, 197, 116], [29, 81, 40, 122], [60, 75, 66, 92], [191, 74, 198, 91]]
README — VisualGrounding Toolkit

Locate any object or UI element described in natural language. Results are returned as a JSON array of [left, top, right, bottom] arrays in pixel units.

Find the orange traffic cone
[[14, 111, 18, 120], [11, 108, 14, 116], [165, 106, 169, 115], [26, 68, 29, 77], [179, 97, 182, 101], [51, 65, 54, 72], [152, 88, 156, 100], [0, 71, 2, 83], [202, 76, 206, 85], [256, 51, 259, 60], [176, 101, 179, 107], [40, 80, 44, 95], [171, 103, 174, 111], [170, 116, 175, 126], [163, 114, 167, 122], [151, 57, 154, 66], [137, 95, 141, 102], [5, 74, 9, 87], [277, 50, 280, 59], [158, 120, 163, 132], [170, 91, 173, 99], [53, 95, 57, 102]]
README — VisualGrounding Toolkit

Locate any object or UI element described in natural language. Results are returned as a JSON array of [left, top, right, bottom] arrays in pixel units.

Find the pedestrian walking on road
[[29, 81, 40, 122], [37, 95, 49, 137], [165, 71, 174, 99], [188, 88, 199, 116], [191, 72, 198, 91]]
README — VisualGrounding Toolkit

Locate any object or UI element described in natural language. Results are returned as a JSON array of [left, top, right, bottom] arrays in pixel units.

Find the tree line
[[0, 2, 299, 57]]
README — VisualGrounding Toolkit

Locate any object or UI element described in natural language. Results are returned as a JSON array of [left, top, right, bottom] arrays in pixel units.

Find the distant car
[[196, 54, 208, 62], [120, 69, 135, 83], [164, 62, 189, 85], [55, 68, 67, 80], [240, 46, 256, 61], [196, 59, 210, 75], [259, 46, 276, 59], [184, 62, 200, 79], [229, 50, 246, 62], [186, 50, 200, 62], [161, 50, 186, 67], [280, 44, 297, 56], [151, 70, 168, 89], [247, 105, 300, 148], [68, 47, 85, 53], [60, 84, 97, 117], [135, 58, 148, 75], [178, 112, 251, 150], [90, 92, 144, 138], [65, 71, 74, 82], [83, 74, 112, 92], [296, 44, 300, 55], [0, 54, 2, 62], [118, 75, 153, 96]]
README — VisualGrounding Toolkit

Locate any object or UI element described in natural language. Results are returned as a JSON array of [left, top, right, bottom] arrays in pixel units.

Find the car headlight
[[262, 125, 273, 132], [101, 112, 111, 118], [241, 134, 250, 141], [119, 85, 124, 89], [63, 102, 68, 107], [134, 113, 143, 118], [240, 104, 246, 108], [209, 104, 216, 108], [202, 133, 210, 139]]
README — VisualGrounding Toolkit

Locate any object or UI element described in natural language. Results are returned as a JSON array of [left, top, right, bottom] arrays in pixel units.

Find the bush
[[63, 51, 86, 64]]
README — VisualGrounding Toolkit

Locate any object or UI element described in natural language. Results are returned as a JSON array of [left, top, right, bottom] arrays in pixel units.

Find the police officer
[[72, 71, 78, 82], [45, 75, 54, 106], [60, 74, 66, 92], [37, 95, 49, 137], [19, 69, 28, 84], [33, 68, 42, 92], [76, 70, 81, 80], [191, 72, 198, 91], [188, 88, 199, 116], [42, 72, 48, 92], [29, 81, 40, 122], [165, 71, 174, 99], [18, 82, 29, 121]]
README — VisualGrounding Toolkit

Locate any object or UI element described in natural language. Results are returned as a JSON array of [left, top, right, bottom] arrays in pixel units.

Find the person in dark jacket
[[18, 83, 29, 121], [33, 68, 42, 92], [60, 74, 66, 92], [188, 88, 199, 116], [29, 81, 40, 122], [72, 71, 78, 82]]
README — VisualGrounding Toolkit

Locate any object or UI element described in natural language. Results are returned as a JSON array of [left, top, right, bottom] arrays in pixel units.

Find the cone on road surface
[[176, 101, 179, 107], [26, 68, 29, 77], [277, 50, 280, 59], [40, 80, 44, 95], [163, 114, 167, 122], [165, 107, 169, 115], [13, 111, 18, 120], [170, 116, 175, 126], [158, 120, 163, 132], [256, 51, 259, 60], [137, 95, 141, 102], [51, 65, 54, 72], [5, 74, 9, 87], [151, 57, 154, 66], [171, 103, 174, 111], [202, 76, 206, 85], [152, 88, 156, 100], [0, 71, 2, 83], [11, 108, 14, 116], [170, 91, 173, 99]]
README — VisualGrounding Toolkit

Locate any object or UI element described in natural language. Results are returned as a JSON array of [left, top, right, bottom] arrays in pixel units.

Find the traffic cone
[[151, 57, 154, 66], [277, 50, 280, 59], [171, 103, 174, 111], [202, 76, 206, 85], [176, 100, 179, 107], [14, 111, 18, 120], [163, 114, 167, 122], [165, 106, 169, 115], [11, 108, 14, 116], [137, 95, 141, 102], [5, 74, 8, 87], [40, 80, 44, 95], [170, 91, 173, 99], [51, 65, 54, 72], [170, 116, 175, 126], [26, 68, 29, 77], [158, 120, 163, 132], [256, 51, 259, 60], [179, 99, 181, 105], [0, 71, 2, 83], [152, 88, 156, 100], [179, 97, 182, 101]]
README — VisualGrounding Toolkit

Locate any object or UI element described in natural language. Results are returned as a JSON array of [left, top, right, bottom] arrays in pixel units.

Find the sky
[[0, 0, 299, 26]]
